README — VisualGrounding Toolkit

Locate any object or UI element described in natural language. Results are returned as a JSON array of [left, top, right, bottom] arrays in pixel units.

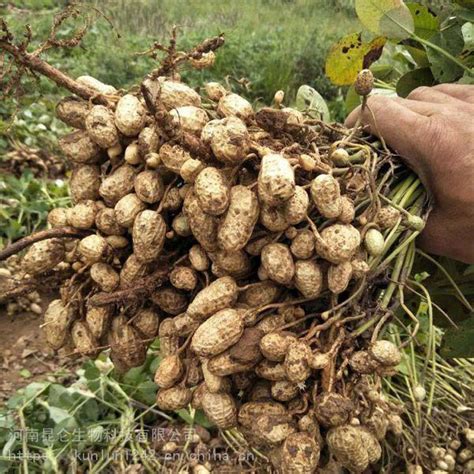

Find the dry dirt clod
[[314, 393, 354, 428]]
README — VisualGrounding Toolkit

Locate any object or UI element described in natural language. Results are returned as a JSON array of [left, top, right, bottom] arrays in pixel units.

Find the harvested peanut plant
[[0, 10, 433, 472]]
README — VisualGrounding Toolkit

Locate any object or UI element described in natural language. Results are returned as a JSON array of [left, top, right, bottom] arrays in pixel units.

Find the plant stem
[[413, 34, 473, 76]]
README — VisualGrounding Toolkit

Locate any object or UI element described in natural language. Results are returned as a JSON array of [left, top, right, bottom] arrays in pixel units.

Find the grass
[[2, 0, 358, 112]]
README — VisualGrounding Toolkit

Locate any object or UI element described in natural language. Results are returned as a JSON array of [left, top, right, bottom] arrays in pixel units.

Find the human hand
[[345, 84, 474, 264]]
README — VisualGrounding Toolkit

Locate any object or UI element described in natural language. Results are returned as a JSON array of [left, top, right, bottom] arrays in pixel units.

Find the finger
[[391, 97, 444, 117], [407, 86, 470, 107], [344, 96, 427, 164], [432, 83, 474, 105]]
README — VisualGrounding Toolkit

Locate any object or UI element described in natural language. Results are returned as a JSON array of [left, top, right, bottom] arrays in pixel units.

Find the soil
[[0, 293, 79, 406]]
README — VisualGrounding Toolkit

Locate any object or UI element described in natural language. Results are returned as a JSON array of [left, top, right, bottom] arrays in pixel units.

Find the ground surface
[[0, 295, 78, 405]]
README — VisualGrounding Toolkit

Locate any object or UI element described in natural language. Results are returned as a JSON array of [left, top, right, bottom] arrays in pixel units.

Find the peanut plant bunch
[[0, 29, 428, 472]]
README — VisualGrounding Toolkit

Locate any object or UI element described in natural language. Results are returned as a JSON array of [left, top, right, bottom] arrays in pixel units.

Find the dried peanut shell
[[218, 185, 259, 252], [70, 165, 100, 203], [191, 308, 244, 357], [186, 276, 238, 321], [261, 243, 295, 285]]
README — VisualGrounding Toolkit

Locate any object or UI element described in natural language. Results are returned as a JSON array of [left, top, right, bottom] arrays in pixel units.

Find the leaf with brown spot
[[325, 33, 387, 86]]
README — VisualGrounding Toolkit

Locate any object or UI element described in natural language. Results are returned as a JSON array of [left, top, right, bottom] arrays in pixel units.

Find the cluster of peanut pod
[[19, 67, 423, 472]]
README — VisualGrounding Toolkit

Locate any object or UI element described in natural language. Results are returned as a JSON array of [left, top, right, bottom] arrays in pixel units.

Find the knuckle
[[366, 95, 388, 112], [432, 84, 449, 93], [407, 86, 430, 100]]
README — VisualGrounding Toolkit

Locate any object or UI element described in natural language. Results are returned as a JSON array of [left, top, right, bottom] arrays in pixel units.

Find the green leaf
[[295, 85, 331, 122], [193, 410, 213, 429], [325, 33, 386, 86], [458, 69, 474, 83], [441, 317, 474, 358], [463, 265, 474, 276], [177, 408, 213, 429], [345, 85, 363, 114], [396, 67, 435, 97], [81, 399, 100, 422], [149, 355, 162, 375], [371, 63, 396, 80], [19, 369, 32, 379], [86, 425, 105, 443], [122, 366, 146, 386], [406, 3, 439, 40], [23, 382, 49, 402], [355, 0, 415, 40], [462, 22, 474, 50], [455, 0, 474, 9], [176, 408, 194, 425], [404, 45, 430, 67], [134, 381, 157, 406], [426, 25, 465, 82], [431, 294, 472, 327], [456, 7, 474, 22], [48, 406, 73, 424]]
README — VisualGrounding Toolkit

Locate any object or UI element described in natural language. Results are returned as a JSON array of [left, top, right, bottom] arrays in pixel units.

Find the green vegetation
[[2, 0, 358, 112], [0, 171, 69, 247]]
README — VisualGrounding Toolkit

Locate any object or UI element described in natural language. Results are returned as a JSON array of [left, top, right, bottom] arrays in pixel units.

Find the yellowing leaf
[[355, 0, 415, 40], [325, 33, 386, 86]]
